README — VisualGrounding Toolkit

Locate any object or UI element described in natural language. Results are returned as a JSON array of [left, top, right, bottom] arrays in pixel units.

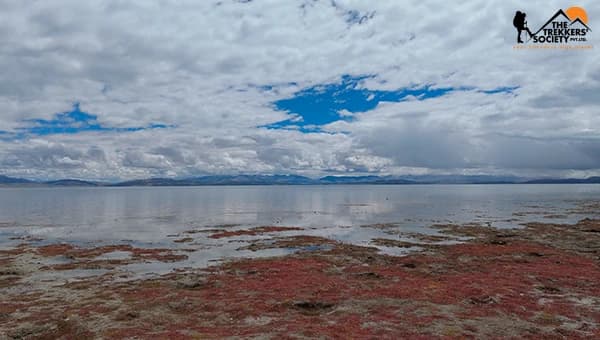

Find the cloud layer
[[0, 0, 599, 180]]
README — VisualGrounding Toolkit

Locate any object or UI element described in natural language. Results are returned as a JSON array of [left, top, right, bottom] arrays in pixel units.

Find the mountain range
[[1, 174, 600, 186]]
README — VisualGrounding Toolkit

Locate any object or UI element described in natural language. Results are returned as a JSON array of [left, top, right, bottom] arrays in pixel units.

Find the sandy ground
[[1, 217, 600, 339]]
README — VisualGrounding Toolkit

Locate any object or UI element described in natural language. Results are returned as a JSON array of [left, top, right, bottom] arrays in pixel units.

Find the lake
[[1, 184, 599, 273]]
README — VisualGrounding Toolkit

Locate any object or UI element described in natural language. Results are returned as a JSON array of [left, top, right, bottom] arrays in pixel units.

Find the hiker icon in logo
[[513, 11, 534, 43]]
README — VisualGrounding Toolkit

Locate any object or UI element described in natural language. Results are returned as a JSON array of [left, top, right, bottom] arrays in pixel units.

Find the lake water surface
[[1, 185, 599, 274]]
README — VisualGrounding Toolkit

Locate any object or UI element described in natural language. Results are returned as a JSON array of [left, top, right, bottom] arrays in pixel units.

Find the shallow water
[[1, 184, 599, 275]]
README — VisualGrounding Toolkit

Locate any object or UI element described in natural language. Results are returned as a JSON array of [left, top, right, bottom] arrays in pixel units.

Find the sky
[[0, 0, 599, 180]]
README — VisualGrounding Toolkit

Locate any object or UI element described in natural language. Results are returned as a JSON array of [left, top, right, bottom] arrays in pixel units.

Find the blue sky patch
[[0, 103, 172, 139], [262, 75, 518, 132]]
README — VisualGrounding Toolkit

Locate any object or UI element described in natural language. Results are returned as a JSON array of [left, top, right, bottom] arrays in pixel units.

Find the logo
[[513, 6, 592, 49]]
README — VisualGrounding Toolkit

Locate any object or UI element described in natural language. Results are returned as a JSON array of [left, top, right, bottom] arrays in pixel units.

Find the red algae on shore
[[208, 226, 304, 239], [36, 243, 188, 263], [1, 219, 600, 338]]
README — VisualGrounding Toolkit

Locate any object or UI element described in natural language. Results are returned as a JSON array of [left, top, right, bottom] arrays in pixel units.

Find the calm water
[[1, 185, 599, 275]]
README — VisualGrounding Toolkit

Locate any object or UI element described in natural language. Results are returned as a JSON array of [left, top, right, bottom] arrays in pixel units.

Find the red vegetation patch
[[0, 246, 28, 257], [104, 327, 152, 338], [209, 226, 303, 239], [241, 235, 337, 252], [3, 220, 600, 338], [119, 237, 598, 338], [0, 302, 20, 314], [36, 243, 76, 257], [36, 244, 187, 263]]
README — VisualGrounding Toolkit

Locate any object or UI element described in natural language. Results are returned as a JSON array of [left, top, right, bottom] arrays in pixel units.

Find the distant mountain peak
[[1, 174, 600, 186], [0, 175, 32, 184]]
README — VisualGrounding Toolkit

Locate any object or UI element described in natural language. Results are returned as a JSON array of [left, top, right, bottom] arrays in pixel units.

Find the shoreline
[[2, 217, 600, 338]]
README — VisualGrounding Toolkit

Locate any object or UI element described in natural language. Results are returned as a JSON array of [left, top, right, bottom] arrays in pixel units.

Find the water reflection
[[1, 185, 599, 276], [1, 185, 599, 244]]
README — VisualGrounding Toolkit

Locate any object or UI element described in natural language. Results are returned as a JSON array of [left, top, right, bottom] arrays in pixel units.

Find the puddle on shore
[[93, 250, 132, 261]]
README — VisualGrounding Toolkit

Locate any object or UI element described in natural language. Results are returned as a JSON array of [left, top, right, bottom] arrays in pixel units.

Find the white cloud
[[1, 0, 599, 180]]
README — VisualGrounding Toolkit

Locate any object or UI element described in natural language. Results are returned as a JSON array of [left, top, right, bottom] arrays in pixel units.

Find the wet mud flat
[[1, 219, 600, 339]]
